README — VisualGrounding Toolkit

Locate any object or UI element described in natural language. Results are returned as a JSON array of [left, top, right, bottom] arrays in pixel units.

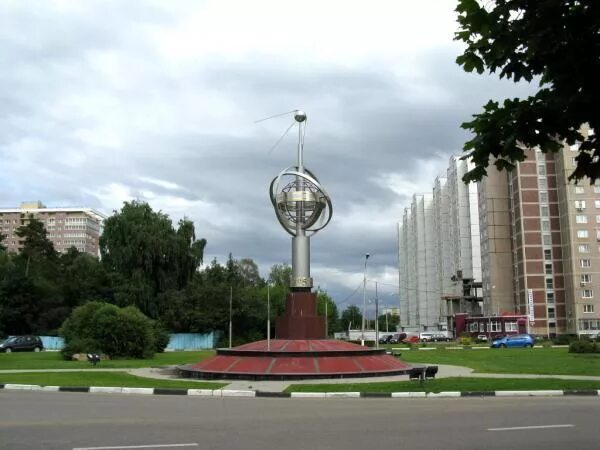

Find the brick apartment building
[[0, 201, 105, 257]]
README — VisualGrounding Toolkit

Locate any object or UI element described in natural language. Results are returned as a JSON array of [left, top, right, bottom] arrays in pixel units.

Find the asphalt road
[[0, 391, 598, 450]]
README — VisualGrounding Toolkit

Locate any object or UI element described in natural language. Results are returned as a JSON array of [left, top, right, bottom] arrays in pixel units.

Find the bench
[[409, 365, 438, 383]]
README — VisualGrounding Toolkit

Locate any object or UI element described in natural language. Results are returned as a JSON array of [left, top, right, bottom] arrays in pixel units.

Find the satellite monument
[[269, 111, 332, 338], [179, 110, 411, 379]]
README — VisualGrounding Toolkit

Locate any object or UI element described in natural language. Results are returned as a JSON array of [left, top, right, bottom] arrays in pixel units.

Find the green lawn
[[285, 377, 600, 393], [0, 371, 226, 389], [0, 351, 216, 370], [399, 347, 600, 376]]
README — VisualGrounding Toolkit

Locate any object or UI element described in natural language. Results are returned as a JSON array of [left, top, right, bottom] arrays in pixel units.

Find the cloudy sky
[[1, 0, 535, 314]]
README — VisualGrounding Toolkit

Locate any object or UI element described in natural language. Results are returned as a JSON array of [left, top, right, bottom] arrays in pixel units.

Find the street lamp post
[[267, 284, 271, 351], [361, 253, 370, 345], [375, 281, 379, 349], [229, 286, 233, 349]]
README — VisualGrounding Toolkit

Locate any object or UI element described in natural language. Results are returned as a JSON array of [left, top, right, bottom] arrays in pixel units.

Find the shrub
[[460, 336, 472, 346], [60, 301, 163, 359], [60, 338, 102, 361], [553, 334, 578, 345], [153, 322, 171, 353], [568, 340, 599, 354]]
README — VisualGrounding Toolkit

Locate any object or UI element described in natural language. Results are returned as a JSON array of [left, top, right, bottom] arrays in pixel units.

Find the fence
[[39, 332, 220, 351], [165, 332, 220, 350]]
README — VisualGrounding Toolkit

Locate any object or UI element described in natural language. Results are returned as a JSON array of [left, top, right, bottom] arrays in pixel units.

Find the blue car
[[491, 334, 535, 348]]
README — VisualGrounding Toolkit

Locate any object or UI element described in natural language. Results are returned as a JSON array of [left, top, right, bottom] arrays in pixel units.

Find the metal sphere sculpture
[[270, 169, 332, 236], [269, 111, 332, 289]]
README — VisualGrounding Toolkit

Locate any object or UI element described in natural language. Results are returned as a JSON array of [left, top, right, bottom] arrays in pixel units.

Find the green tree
[[340, 305, 362, 332], [15, 216, 57, 277], [99, 201, 206, 317], [455, 0, 599, 183], [59, 248, 112, 308], [316, 290, 340, 335], [268, 263, 292, 288], [236, 258, 262, 287], [378, 313, 400, 333], [0, 217, 65, 334]]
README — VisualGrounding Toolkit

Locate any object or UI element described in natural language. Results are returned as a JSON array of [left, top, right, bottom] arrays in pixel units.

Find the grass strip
[[399, 347, 600, 376], [0, 351, 215, 370], [0, 371, 226, 390], [285, 377, 600, 393]]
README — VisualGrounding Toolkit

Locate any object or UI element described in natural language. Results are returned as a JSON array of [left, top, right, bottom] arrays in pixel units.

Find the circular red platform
[[178, 339, 411, 380]]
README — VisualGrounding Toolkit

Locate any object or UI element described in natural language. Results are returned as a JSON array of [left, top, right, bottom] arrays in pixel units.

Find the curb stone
[[0, 384, 598, 398]]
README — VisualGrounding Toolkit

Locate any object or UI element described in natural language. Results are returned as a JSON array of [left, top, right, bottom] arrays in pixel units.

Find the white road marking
[[488, 424, 574, 431], [73, 443, 199, 450]]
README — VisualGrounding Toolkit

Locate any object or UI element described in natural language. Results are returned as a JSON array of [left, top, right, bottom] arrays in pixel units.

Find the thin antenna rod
[[267, 120, 296, 155], [254, 109, 298, 124]]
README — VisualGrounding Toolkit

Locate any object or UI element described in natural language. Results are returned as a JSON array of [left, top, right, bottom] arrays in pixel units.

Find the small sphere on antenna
[[294, 110, 307, 122]]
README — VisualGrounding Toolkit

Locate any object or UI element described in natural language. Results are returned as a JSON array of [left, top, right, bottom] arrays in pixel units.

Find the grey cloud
[[0, 3, 537, 308]]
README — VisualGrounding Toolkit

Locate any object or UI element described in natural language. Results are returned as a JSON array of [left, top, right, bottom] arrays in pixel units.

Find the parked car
[[402, 334, 420, 344], [378, 335, 392, 344], [490, 334, 534, 348], [0, 335, 44, 353], [476, 334, 488, 343], [389, 333, 407, 344]]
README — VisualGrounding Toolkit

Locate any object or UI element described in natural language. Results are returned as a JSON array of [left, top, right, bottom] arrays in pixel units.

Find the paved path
[[2, 364, 600, 392]]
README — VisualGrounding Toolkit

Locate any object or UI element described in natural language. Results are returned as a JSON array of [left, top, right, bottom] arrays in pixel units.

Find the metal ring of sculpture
[[269, 166, 333, 237]]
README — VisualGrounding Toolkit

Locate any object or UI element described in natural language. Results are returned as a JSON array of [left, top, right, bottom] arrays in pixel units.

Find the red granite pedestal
[[276, 291, 325, 339], [179, 291, 412, 380]]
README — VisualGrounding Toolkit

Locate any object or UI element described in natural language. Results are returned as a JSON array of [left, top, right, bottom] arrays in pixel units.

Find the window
[[571, 157, 578, 166], [542, 234, 552, 245], [574, 186, 585, 194], [582, 274, 592, 283], [538, 178, 548, 189], [490, 321, 501, 332], [597, 215, 600, 224], [505, 322, 518, 332], [579, 244, 591, 253], [575, 200, 586, 210], [545, 263, 553, 275], [547, 292, 555, 304], [582, 289, 593, 298], [541, 206, 549, 217], [594, 186, 600, 194], [469, 322, 479, 332], [544, 249, 552, 260], [537, 164, 546, 175], [539, 191, 548, 203], [581, 258, 591, 268], [576, 215, 588, 224], [583, 304, 594, 313], [577, 229, 589, 238], [546, 278, 554, 289], [541, 220, 550, 231], [596, 201, 600, 209], [548, 308, 555, 319]]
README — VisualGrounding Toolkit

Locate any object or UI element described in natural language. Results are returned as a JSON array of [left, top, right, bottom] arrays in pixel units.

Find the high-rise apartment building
[[398, 157, 482, 332], [0, 201, 105, 257], [555, 128, 600, 336], [476, 128, 599, 337], [399, 141, 600, 337], [399, 194, 439, 330]]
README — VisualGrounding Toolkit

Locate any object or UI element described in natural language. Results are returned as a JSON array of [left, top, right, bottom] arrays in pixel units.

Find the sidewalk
[[128, 364, 600, 392], [2, 364, 599, 393]]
